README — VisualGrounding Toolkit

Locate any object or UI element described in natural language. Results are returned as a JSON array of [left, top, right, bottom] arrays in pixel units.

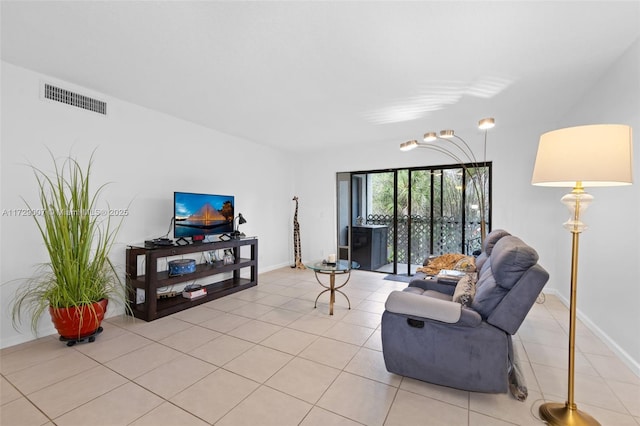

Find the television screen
[[174, 192, 235, 238]]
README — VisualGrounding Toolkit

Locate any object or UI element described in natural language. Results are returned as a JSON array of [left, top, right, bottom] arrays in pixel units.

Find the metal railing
[[367, 214, 485, 264]]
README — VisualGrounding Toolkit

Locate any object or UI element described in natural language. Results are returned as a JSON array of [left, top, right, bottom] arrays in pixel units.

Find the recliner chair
[[381, 234, 548, 393]]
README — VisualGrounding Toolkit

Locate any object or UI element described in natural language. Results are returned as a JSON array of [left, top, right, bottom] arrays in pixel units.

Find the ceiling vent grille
[[43, 83, 107, 115]]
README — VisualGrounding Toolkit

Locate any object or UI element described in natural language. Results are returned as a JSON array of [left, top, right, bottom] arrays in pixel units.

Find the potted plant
[[11, 151, 129, 344]]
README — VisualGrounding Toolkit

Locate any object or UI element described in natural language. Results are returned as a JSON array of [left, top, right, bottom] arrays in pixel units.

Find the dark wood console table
[[125, 237, 257, 321]]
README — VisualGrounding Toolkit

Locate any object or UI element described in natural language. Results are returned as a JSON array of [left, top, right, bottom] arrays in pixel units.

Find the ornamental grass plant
[[12, 151, 129, 335]]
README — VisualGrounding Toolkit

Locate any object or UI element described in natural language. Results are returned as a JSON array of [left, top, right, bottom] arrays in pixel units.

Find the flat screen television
[[174, 192, 235, 238]]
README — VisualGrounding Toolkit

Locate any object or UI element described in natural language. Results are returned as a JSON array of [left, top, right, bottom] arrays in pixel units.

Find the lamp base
[[539, 402, 600, 426]]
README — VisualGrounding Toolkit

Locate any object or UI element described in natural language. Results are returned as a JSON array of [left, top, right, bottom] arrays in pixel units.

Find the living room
[[1, 2, 639, 425]]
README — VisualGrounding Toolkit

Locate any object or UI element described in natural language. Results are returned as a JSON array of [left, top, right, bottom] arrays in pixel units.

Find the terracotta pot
[[49, 299, 108, 339]]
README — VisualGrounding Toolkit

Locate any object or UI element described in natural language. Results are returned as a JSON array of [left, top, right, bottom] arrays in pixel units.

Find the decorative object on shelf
[[230, 213, 247, 238], [292, 196, 306, 269], [203, 250, 222, 265], [531, 123, 633, 426], [168, 259, 196, 276], [223, 249, 235, 265], [399, 117, 494, 243], [11, 150, 130, 344], [182, 284, 207, 300]]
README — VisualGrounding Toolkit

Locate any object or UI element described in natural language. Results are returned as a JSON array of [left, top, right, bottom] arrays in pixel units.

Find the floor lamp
[[531, 124, 633, 426]]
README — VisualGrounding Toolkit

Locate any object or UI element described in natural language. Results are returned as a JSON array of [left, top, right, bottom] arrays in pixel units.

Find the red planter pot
[[49, 299, 108, 339]]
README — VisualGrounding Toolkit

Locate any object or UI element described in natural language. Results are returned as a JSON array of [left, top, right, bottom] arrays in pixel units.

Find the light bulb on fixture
[[400, 140, 419, 151], [423, 132, 438, 142], [440, 130, 455, 139], [478, 118, 495, 130]]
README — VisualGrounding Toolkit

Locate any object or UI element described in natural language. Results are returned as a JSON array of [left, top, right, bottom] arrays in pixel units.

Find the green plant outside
[[12, 151, 129, 335]]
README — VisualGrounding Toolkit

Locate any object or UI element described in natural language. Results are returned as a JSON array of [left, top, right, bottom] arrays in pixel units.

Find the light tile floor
[[2, 267, 639, 425]]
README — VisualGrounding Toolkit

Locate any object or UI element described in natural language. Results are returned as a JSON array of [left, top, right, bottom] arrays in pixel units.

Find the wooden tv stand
[[125, 237, 258, 321]]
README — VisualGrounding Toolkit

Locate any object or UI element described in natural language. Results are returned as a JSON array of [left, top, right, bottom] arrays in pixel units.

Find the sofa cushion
[[452, 275, 476, 307], [471, 236, 538, 319], [471, 268, 508, 318], [475, 229, 511, 272], [403, 286, 452, 301], [483, 229, 511, 255], [424, 290, 453, 301], [491, 236, 539, 289]]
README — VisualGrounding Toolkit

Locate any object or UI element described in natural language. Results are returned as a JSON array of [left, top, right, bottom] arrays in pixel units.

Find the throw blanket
[[416, 253, 468, 276]]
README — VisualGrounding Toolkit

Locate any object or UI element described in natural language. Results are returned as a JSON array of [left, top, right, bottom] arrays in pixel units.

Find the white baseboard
[[260, 261, 297, 273], [543, 289, 640, 377], [1, 326, 57, 349]]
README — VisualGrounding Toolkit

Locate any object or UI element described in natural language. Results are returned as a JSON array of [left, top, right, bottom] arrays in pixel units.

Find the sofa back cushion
[[470, 268, 506, 319], [475, 229, 511, 272], [483, 229, 512, 255], [471, 236, 539, 320], [491, 237, 539, 289]]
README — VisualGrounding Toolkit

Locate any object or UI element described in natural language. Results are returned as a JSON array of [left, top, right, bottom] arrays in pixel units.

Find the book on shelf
[[182, 288, 207, 300]]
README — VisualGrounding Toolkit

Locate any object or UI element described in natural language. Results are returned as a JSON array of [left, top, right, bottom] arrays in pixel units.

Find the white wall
[[543, 38, 640, 372], [0, 62, 295, 348], [293, 40, 640, 373]]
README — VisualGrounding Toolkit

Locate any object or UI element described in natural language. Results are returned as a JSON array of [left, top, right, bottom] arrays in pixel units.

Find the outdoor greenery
[[370, 165, 488, 220], [12, 151, 129, 335], [365, 164, 490, 260]]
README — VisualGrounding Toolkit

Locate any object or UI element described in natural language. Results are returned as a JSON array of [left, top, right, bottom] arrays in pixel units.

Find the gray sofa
[[381, 233, 549, 393]]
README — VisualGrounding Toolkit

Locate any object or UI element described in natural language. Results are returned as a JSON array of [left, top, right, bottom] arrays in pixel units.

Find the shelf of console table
[[126, 237, 258, 321]]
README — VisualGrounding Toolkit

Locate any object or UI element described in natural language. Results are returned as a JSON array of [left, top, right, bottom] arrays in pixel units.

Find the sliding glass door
[[337, 162, 491, 275]]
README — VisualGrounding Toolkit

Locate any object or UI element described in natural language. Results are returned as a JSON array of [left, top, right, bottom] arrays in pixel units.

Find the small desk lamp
[[531, 124, 633, 426], [231, 213, 247, 238]]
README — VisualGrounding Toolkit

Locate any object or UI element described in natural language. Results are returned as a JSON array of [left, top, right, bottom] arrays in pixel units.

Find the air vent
[[43, 83, 107, 115]]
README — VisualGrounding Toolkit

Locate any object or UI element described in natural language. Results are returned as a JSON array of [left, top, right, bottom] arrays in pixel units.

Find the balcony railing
[[367, 214, 485, 264]]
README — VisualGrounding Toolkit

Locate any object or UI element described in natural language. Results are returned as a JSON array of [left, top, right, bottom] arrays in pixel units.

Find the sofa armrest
[[385, 291, 483, 326], [385, 290, 461, 323]]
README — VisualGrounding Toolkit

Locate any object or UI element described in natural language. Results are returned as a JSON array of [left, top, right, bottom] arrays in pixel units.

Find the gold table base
[[313, 269, 352, 315]]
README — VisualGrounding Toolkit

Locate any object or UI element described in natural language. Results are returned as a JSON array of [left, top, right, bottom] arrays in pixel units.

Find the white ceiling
[[2, 1, 639, 152]]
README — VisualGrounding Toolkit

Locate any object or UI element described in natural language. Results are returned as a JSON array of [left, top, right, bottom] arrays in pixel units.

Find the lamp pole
[[538, 185, 599, 426]]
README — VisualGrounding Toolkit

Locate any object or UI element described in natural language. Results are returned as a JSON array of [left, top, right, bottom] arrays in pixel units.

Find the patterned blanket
[[416, 253, 472, 275]]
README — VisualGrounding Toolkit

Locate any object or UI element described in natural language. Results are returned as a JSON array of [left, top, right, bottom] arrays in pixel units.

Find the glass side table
[[305, 259, 360, 315]]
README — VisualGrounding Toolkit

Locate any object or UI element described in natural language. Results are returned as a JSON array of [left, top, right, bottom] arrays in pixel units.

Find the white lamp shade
[[531, 124, 633, 187]]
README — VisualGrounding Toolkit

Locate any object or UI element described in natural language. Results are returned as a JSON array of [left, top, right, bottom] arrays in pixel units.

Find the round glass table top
[[306, 259, 360, 273]]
